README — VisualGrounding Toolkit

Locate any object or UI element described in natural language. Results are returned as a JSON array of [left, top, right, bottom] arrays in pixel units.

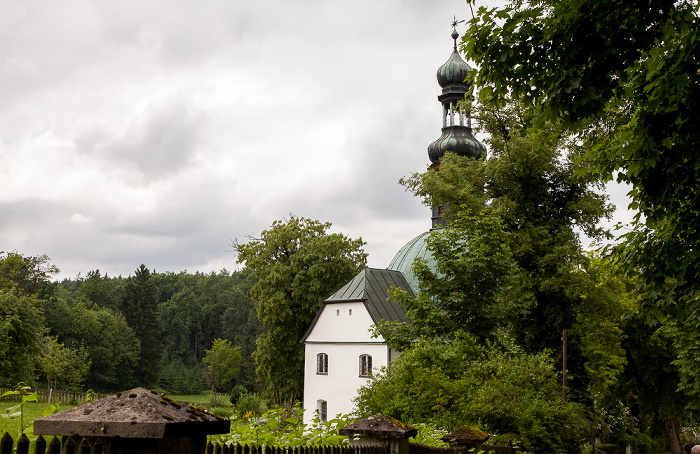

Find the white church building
[[301, 25, 486, 424], [301, 268, 413, 424]]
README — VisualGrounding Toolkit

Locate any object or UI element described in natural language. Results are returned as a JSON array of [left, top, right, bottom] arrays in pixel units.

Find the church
[[301, 26, 486, 424]]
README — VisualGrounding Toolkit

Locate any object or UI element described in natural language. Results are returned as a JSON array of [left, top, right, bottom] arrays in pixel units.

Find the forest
[[0, 251, 262, 396]]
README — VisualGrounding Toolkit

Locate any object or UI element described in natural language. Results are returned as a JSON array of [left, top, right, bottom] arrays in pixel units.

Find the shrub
[[236, 393, 266, 418], [354, 333, 592, 454]]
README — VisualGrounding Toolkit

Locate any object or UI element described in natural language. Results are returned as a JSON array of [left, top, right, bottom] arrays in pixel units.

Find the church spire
[[427, 24, 485, 168], [427, 22, 486, 228]]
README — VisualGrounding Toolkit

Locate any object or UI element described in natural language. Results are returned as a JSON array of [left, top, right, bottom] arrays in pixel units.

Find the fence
[[409, 442, 514, 454], [205, 445, 390, 454], [0, 434, 390, 454], [0, 388, 108, 406]]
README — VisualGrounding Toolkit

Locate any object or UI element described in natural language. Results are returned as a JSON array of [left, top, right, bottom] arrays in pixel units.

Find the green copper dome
[[387, 231, 436, 293], [437, 31, 473, 88]]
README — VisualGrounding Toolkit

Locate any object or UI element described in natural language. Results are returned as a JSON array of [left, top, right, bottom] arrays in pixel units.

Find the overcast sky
[[0, 0, 632, 281]]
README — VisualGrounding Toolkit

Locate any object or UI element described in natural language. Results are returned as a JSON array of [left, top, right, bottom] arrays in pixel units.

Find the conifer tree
[[119, 264, 160, 386]]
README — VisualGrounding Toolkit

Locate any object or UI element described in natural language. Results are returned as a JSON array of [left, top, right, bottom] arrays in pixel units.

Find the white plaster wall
[[303, 341, 388, 425], [305, 302, 383, 343]]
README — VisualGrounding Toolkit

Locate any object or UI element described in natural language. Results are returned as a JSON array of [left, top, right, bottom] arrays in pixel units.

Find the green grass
[[168, 394, 209, 404], [0, 401, 73, 434]]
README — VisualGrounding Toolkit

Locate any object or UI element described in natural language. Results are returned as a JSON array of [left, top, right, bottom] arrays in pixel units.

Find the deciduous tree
[[0, 289, 45, 385], [462, 0, 700, 323], [203, 338, 242, 403], [234, 216, 367, 397]]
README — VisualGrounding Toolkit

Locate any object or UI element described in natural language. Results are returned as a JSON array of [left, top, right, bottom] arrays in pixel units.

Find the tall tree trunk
[[664, 416, 682, 454]]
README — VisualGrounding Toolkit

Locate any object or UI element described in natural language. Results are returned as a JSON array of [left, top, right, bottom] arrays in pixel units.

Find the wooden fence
[[0, 434, 391, 454], [0, 388, 108, 406], [205, 444, 390, 454]]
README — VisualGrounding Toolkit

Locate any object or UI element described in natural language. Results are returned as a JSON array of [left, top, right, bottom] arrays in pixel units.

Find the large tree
[[119, 264, 160, 386], [462, 0, 700, 322], [398, 101, 611, 373], [0, 289, 45, 385], [0, 251, 59, 298], [235, 216, 367, 398]]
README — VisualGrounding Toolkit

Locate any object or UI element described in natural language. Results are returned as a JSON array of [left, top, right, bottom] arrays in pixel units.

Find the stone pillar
[[339, 414, 416, 454], [33, 387, 230, 454], [440, 425, 489, 452]]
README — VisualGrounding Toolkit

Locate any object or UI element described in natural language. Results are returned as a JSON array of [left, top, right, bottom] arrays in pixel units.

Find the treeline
[[0, 251, 261, 395]]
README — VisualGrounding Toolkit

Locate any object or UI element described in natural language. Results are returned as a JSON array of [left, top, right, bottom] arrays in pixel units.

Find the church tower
[[388, 24, 485, 290], [427, 25, 486, 228]]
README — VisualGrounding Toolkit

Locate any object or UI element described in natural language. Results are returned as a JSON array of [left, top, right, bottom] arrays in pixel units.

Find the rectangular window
[[319, 400, 327, 422], [349, 309, 352, 315], [359, 354, 372, 377], [317, 353, 328, 374]]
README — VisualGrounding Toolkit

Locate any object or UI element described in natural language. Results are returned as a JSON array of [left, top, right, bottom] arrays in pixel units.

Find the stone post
[[339, 414, 416, 454], [440, 425, 489, 452], [34, 387, 230, 454]]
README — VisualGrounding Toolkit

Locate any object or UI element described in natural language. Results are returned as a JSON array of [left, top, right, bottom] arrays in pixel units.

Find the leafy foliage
[[0, 251, 59, 298], [203, 338, 242, 403], [39, 337, 90, 397], [212, 404, 354, 448], [44, 296, 140, 390], [235, 216, 367, 397], [462, 0, 700, 325], [380, 209, 521, 347], [0, 289, 45, 386], [355, 334, 591, 454]]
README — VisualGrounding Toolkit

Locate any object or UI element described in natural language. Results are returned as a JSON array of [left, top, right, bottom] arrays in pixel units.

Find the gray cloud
[[0, 0, 631, 280]]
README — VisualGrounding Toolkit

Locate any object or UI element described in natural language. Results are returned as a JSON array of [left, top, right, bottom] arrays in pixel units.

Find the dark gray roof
[[302, 268, 413, 342]]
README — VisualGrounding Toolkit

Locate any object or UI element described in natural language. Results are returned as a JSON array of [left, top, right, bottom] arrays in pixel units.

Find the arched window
[[317, 353, 328, 374], [317, 400, 328, 422], [359, 354, 372, 377]]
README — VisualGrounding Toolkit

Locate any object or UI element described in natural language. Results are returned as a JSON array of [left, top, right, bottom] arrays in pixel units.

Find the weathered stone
[[33, 387, 230, 439], [339, 414, 415, 454], [339, 414, 416, 440], [440, 424, 488, 447]]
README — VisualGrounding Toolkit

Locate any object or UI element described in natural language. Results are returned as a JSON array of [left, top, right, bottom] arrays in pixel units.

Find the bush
[[354, 333, 592, 454], [230, 385, 248, 405], [236, 392, 266, 418]]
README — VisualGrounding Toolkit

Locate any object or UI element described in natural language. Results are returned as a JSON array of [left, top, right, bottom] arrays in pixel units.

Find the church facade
[[302, 26, 485, 424]]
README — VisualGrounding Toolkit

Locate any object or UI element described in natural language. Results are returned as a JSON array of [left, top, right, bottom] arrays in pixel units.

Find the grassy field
[[0, 401, 73, 434]]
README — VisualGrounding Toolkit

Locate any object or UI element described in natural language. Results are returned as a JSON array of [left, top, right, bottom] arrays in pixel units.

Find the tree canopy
[[235, 216, 367, 398], [462, 0, 700, 321]]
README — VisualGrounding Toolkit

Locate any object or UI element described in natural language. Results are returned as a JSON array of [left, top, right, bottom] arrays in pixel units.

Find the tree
[[0, 251, 59, 298], [461, 0, 700, 323], [355, 333, 592, 454], [234, 216, 367, 397], [40, 337, 90, 401], [44, 296, 140, 389], [119, 264, 160, 386], [397, 100, 611, 399], [203, 338, 242, 403], [0, 289, 45, 385], [381, 209, 522, 348]]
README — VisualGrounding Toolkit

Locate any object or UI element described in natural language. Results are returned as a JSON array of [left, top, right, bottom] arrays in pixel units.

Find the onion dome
[[427, 29, 485, 164], [437, 30, 474, 89]]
